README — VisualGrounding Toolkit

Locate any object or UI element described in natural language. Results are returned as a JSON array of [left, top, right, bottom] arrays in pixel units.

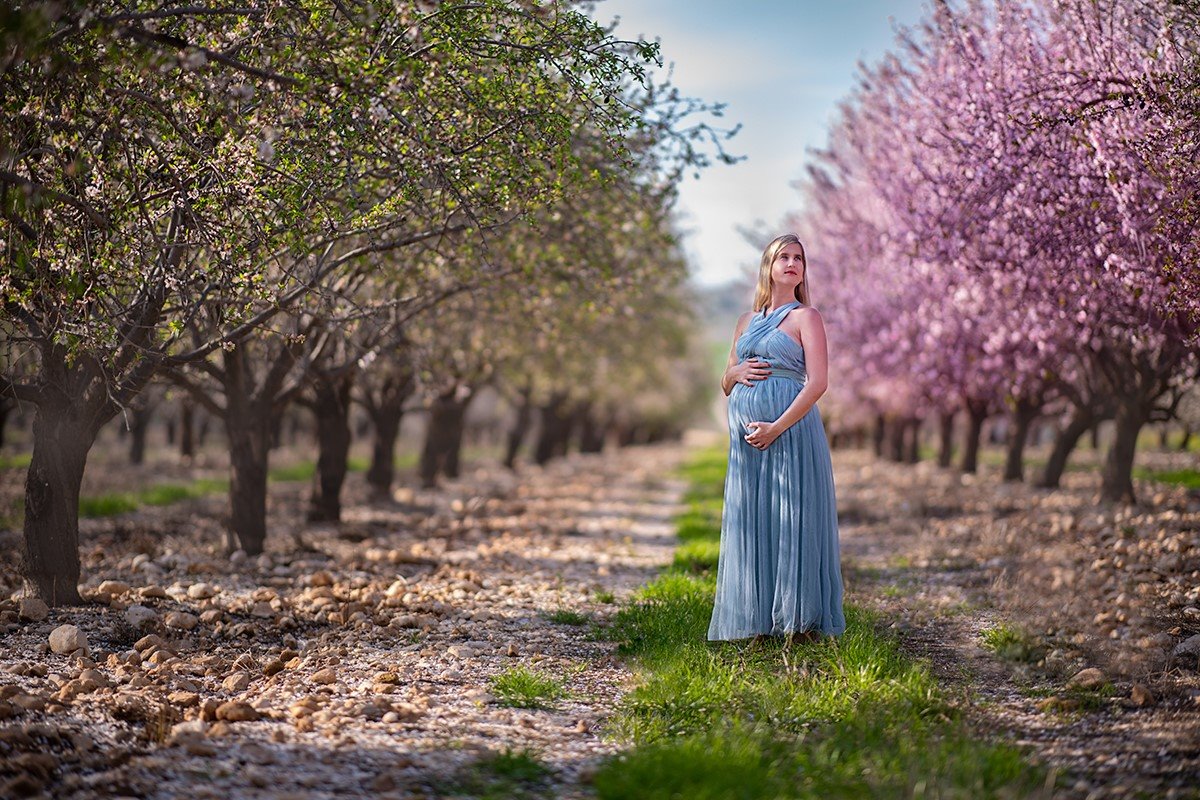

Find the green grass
[[592, 445, 1056, 800], [593, 589, 616, 604], [0, 453, 32, 469], [543, 608, 590, 626], [435, 747, 553, 799], [489, 666, 567, 709], [979, 622, 1047, 664], [1133, 466, 1200, 490]]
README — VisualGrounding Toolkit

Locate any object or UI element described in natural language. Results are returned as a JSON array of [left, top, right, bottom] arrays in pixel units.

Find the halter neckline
[[761, 300, 801, 316]]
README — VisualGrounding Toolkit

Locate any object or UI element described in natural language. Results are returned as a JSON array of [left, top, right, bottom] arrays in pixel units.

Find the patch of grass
[[1133, 466, 1200, 490], [438, 747, 553, 800], [592, 589, 616, 604], [0, 453, 32, 469], [268, 462, 315, 482], [489, 666, 567, 709], [593, 445, 1057, 800], [980, 622, 1047, 664], [78, 492, 141, 518], [543, 608, 589, 626]]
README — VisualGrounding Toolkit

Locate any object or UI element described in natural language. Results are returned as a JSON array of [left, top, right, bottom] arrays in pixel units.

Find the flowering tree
[[795, 0, 1199, 502], [0, 0, 718, 602]]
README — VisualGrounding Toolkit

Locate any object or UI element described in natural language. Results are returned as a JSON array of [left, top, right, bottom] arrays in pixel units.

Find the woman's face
[[770, 242, 806, 290]]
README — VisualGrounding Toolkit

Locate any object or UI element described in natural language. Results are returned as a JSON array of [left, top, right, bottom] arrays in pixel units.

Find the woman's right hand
[[726, 357, 772, 387]]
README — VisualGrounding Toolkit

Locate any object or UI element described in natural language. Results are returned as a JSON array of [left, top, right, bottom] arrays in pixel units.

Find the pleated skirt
[[707, 376, 847, 640]]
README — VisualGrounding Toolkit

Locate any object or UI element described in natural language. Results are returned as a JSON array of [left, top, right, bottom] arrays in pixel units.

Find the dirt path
[[0, 443, 688, 799], [834, 448, 1200, 800]]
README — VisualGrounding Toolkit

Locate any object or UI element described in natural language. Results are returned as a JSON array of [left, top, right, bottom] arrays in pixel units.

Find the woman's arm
[[720, 312, 767, 396], [743, 307, 829, 449]]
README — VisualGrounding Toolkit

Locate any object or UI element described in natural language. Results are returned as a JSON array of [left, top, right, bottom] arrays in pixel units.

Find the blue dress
[[707, 301, 847, 640]]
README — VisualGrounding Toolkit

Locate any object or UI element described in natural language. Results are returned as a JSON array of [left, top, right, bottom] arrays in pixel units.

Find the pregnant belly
[[728, 378, 801, 432]]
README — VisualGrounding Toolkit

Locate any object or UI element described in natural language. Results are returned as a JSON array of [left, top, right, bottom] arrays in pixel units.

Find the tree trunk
[[222, 349, 273, 555], [307, 373, 354, 523], [1089, 422, 1101, 450], [1037, 405, 1095, 489], [226, 414, 270, 555], [179, 398, 196, 459], [903, 417, 920, 464], [936, 411, 955, 468], [362, 364, 416, 499], [21, 403, 94, 605], [419, 388, 472, 488], [534, 392, 571, 465], [578, 405, 609, 454], [885, 416, 905, 462], [128, 402, 153, 466], [1101, 399, 1148, 504], [1180, 426, 1193, 452], [961, 400, 987, 474], [0, 398, 11, 450], [872, 412, 886, 458], [503, 385, 534, 469], [366, 408, 402, 499], [443, 400, 470, 479], [1002, 398, 1039, 483]]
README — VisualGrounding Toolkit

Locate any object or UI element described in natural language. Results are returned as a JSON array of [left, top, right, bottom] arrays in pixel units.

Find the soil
[[1, 435, 1198, 799]]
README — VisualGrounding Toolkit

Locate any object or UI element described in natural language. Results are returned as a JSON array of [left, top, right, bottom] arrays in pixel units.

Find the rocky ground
[[1, 436, 1199, 799], [837, 447, 1200, 800], [0, 443, 688, 799]]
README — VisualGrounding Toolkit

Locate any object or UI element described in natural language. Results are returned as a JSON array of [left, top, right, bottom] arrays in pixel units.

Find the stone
[[506, 642, 519, 657], [215, 700, 259, 722], [164, 611, 199, 631], [18, 598, 49, 622], [139, 585, 169, 599], [123, 605, 158, 629], [96, 580, 131, 599], [168, 691, 200, 707], [78, 668, 110, 688], [250, 601, 275, 618], [187, 583, 218, 600], [447, 645, 474, 659], [263, 659, 286, 677], [1066, 667, 1106, 689], [1130, 684, 1154, 707], [134, 634, 169, 653], [222, 673, 251, 692], [1171, 633, 1200, 662], [311, 571, 334, 587], [310, 668, 336, 685], [48, 625, 87, 654]]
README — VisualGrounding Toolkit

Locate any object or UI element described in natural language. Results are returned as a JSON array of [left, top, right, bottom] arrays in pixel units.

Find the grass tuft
[[543, 608, 589, 626], [980, 621, 1047, 664], [490, 666, 567, 709]]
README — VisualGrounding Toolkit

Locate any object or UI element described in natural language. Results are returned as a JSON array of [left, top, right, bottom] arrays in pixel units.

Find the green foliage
[[1133, 466, 1200, 489], [489, 666, 567, 709]]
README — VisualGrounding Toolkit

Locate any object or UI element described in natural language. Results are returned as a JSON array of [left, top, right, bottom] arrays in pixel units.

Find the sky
[[589, 0, 930, 287]]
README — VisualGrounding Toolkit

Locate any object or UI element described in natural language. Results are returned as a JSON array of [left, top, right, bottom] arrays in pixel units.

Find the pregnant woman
[[707, 233, 847, 643]]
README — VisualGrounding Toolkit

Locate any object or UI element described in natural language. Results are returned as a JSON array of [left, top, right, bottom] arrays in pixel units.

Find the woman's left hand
[[743, 421, 782, 450]]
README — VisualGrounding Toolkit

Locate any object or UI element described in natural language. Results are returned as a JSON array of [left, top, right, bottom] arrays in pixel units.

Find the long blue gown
[[707, 301, 847, 640]]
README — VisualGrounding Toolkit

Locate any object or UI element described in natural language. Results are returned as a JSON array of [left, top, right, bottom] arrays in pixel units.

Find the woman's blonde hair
[[753, 234, 809, 312]]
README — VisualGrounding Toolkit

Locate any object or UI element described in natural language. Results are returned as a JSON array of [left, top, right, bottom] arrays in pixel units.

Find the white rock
[[49, 624, 88, 654], [124, 605, 159, 629]]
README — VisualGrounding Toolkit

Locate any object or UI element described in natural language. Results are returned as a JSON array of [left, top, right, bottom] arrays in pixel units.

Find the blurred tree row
[[0, 1, 727, 604]]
